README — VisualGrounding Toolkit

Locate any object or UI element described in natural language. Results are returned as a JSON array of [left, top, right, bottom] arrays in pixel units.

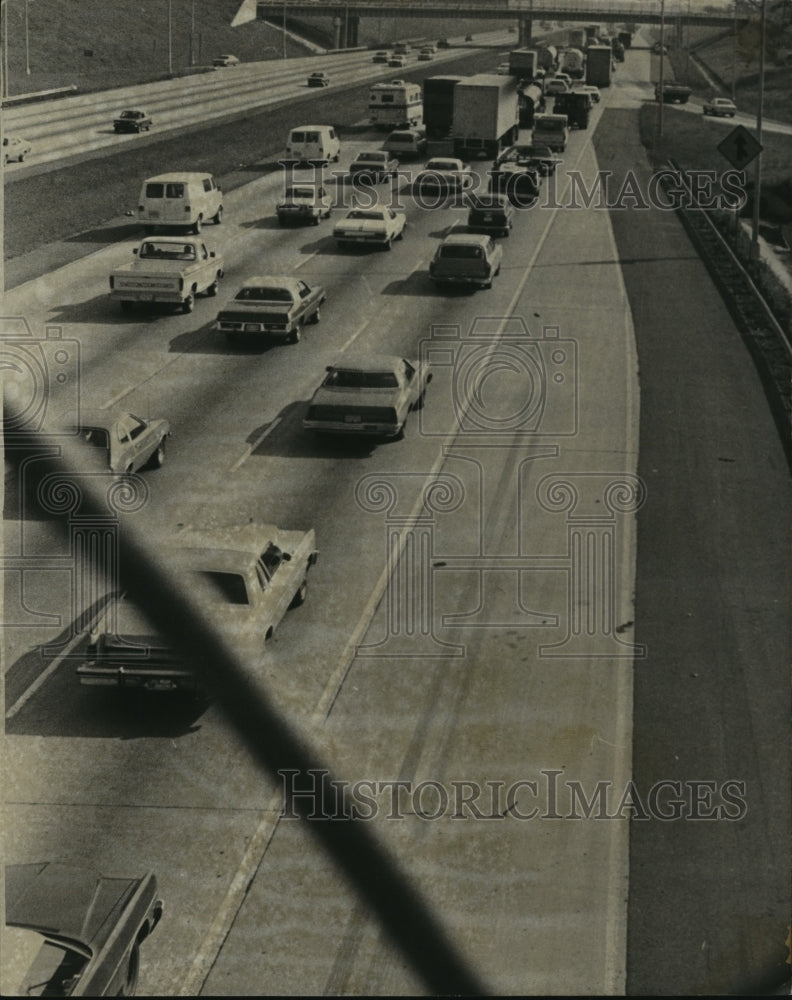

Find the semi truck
[[586, 45, 612, 87], [560, 47, 585, 79], [536, 44, 558, 73], [508, 48, 538, 81], [568, 27, 586, 49], [423, 75, 464, 156], [618, 31, 633, 49], [451, 74, 520, 161]]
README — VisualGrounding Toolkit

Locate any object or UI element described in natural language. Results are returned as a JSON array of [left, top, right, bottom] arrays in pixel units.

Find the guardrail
[[664, 158, 792, 460], [2, 84, 78, 106]]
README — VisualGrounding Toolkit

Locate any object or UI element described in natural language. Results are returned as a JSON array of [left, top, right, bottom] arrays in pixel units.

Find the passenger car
[[276, 184, 332, 225], [655, 81, 691, 103], [333, 206, 406, 249], [213, 54, 239, 66], [303, 355, 432, 439], [382, 127, 427, 159], [308, 71, 330, 87], [496, 62, 510, 74], [3, 135, 32, 162], [415, 157, 473, 192], [76, 409, 170, 475], [79, 523, 319, 694], [389, 54, 408, 68], [113, 109, 152, 133], [703, 97, 737, 117], [372, 50, 391, 63], [544, 78, 570, 95], [497, 142, 560, 176], [109, 236, 224, 312], [215, 276, 325, 343], [348, 150, 400, 182], [489, 148, 540, 204], [574, 83, 600, 103], [466, 193, 515, 237], [418, 47, 434, 60], [4, 862, 162, 997], [437, 38, 450, 48], [429, 232, 503, 289]]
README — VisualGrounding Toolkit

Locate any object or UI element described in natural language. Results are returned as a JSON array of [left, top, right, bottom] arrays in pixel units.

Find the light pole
[[751, 0, 766, 260], [190, 0, 195, 67], [24, 0, 30, 75], [658, 0, 666, 138], [283, 2, 287, 59], [168, 0, 173, 76]]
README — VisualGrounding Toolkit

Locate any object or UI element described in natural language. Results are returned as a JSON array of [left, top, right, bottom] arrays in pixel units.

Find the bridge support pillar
[[348, 15, 360, 47], [518, 17, 533, 47], [675, 18, 684, 50], [333, 16, 343, 50]]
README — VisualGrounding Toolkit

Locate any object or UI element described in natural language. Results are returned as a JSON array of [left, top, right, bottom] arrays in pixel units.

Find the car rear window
[[440, 245, 483, 259], [235, 287, 294, 302], [145, 183, 185, 199]]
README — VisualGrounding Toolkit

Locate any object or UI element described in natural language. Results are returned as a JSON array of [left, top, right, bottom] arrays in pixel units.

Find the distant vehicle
[[429, 232, 503, 289], [488, 150, 540, 204], [553, 72, 573, 86], [307, 71, 330, 87], [303, 354, 432, 439], [419, 47, 435, 61], [215, 276, 326, 343], [213, 54, 239, 67], [466, 193, 515, 237], [585, 44, 612, 87], [382, 127, 427, 159], [393, 41, 411, 54], [3, 135, 31, 162], [372, 50, 391, 63], [80, 523, 318, 694], [703, 96, 737, 117], [531, 113, 569, 152], [137, 173, 223, 234], [497, 142, 560, 176], [389, 53, 408, 68], [284, 125, 340, 165], [544, 78, 570, 95], [496, 62, 510, 75], [5, 862, 163, 997], [655, 81, 692, 104], [75, 409, 171, 475], [348, 150, 400, 182], [415, 157, 474, 192], [574, 83, 601, 103], [333, 206, 406, 249], [110, 236, 223, 313], [451, 74, 520, 161], [369, 78, 423, 128], [113, 109, 152, 134], [465, 34, 474, 42], [276, 184, 332, 225], [437, 38, 450, 48], [652, 41, 668, 55], [553, 90, 591, 129]]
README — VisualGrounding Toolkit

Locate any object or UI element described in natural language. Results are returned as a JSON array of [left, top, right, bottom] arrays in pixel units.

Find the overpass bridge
[[256, 0, 741, 50]]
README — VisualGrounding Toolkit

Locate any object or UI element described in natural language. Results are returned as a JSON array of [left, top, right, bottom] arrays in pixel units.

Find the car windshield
[[80, 427, 110, 450], [357, 154, 385, 162], [119, 110, 139, 119], [427, 161, 458, 171], [235, 287, 294, 302], [345, 210, 383, 221], [194, 571, 250, 606], [324, 369, 399, 388]]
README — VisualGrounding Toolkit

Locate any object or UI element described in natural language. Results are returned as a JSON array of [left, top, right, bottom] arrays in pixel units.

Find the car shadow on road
[[47, 296, 177, 326], [167, 322, 272, 355], [239, 216, 293, 231], [65, 222, 143, 246], [247, 401, 377, 459], [380, 271, 479, 297]]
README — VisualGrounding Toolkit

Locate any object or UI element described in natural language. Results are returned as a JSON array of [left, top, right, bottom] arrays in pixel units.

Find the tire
[[290, 579, 308, 608], [151, 441, 166, 469], [396, 226, 405, 240], [206, 277, 219, 297], [383, 236, 393, 251], [193, 215, 203, 235], [310, 307, 321, 325], [118, 944, 140, 997], [289, 321, 302, 344], [312, 215, 320, 226], [182, 291, 195, 314], [18, 152, 25, 162], [213, 206, 223, 225], [413, 387, 426, 411]]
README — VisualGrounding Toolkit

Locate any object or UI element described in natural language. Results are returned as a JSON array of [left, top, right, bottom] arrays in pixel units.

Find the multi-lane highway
[[2, 32, 790, 997]]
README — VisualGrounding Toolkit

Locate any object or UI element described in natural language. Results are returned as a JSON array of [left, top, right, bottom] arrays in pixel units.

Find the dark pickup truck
[[655, 82, 692, 104]]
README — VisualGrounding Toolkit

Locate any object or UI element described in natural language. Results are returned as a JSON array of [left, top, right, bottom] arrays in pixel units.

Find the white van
[[138, 173, 223, 234], [284, 125, 341, 165]]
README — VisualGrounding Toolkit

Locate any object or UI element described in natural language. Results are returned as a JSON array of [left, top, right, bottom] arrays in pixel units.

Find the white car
[[3, 135, 32, 163], [276, 184, 332, 225], [703, 97, 737, 117], [303, 355, 432, 439], [415, 157, 474, 192], [544, 78, 570, 95], [574, 84, 601, 103], [333, 206, 406, 249], [496, 62, 511, 75], [213, 54, 239, 67]]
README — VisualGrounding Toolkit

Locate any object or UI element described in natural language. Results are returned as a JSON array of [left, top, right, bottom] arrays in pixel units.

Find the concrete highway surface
[[2, 37, 790, 998]]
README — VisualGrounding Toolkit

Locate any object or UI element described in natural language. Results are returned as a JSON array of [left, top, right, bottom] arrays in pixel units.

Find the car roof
[[76, 408, 137, 431], [290, 124, 334, 131], [172, 522, 285, 571], [238, 276, 305, 292], [327, 354, 409, 375], [144, 172, 213, 182], [441, 232, 492, 246]]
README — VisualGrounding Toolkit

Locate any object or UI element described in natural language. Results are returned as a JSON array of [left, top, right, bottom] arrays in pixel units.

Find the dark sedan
[[4, 862, 163, 996], [113, 109, 152, 134]]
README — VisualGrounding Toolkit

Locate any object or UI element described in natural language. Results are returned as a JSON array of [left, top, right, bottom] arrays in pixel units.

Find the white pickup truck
[[78, 522, 318, 697], [109, 236, 224, 313]]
